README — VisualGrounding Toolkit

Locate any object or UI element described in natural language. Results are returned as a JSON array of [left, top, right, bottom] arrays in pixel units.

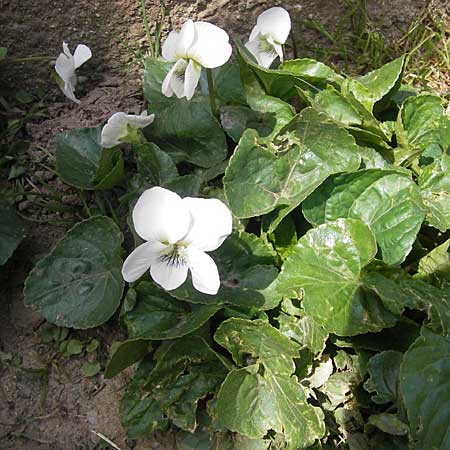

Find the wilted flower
[[122, 187, 232, 295], [55, 42, 92, 103], [100, 111, 155, 148], [161, 19, 232, 100], [245, 7, 291, 68]]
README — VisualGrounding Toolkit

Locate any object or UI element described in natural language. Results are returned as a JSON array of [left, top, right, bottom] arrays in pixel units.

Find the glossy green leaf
[[416, 238, 450, 285], [143, 58, 175, 111], [215, 318, 325, 449], [280, 58, 343, 86], [134, 142, 178, 187], [120, 357, 168, 438], [24, 216, 124, 329], [104, 339, 151, 379], [145, 98, 227, 168], [238, 55, 295, 141], [396, 94, 450, 165], [55, 127, 100, 189], [366, 413, 409, 436], [0, 206, 26, 265], [400, 328, 450, 450], [144, 336, 229, 432], [351, 55, 406, 111], [277, 311, 328, 355], [278, 218, 397, 336], [123, 283, 220, 340], [363, 351, 403, 404], [224, 108, 360, 221], [419, 154, 450, 231], [303, 169, 425, 265], [169, 232, 282, 310], [93, 147, 125, 189], [213, 60, 246, 105]]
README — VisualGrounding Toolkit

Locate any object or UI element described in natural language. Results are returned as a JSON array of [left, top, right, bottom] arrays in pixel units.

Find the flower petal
[[132, 186, 192, 244], [187, 21, 232, 68], [162, 19, 195, 61], [162, 59, 187, 99], [62, 41, 72, 58], [249, 24, 261, 43], [245, 37, 277, 68], [183, 197, 232, 251], [184, 59, 201, 100], [73, 44, 92, 69], [150, 258, 188, 291], [55, 52, 74, 84], [122, 241, 166, 283], [257, 6, 291, 44], [101, 112, 128, 148], [186, 246, 220, 295], [125, 112, 155, 128]]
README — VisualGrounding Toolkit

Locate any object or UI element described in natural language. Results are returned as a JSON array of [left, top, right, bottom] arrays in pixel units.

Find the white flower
[[55, 42, 92, 104], [161, 19, 232, 100], [245, 7, 291, 68], [100, 111, 155, 148], [122, 187, 232, 295]]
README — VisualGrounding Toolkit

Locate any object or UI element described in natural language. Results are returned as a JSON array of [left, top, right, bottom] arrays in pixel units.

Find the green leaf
[[86, 339, 99, 352], [143, 58, 175, 111], [120, 357, 168, 438], [366, 413, 409, 436], [238, 55, 295, 141], [303, 169, 425, 265], [280, 58, 343, 86], [363, 351, 403, 405], [0, 47, 7, 59], [400, 327, 450, 449], [134, 142, 178, 186], [267, 215, 297, 260], [224, 108, 360, 221], [104, 339, 151, 379], [81, 361, 101, 377], [277, 311, 328, 355], [169, 232, 282, 310], [0, 206, 26, 265], [278, 218, 397, 336], [321, 372, 358, 408], [214, 60, 246, 105], [145, 98, 227, 168], [215, 318, 325, 449], [351, 55, 406, 112], [419, 154, 450, 231], [55, 127, 102, 190], [395, 94, 450, 166], [24, 216, 124, 329], [59, 339, 83, 356], [93, 147, 125, 190], [123, 283, 220, 340], [358, 146, 389, 169], [416, 238, 450, 285], [144, 336, 229, 432]]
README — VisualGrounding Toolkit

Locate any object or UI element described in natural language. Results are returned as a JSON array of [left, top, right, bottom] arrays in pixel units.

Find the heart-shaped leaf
[[224, 108, 360, 221], [278, 218, 397, 336], [24, 216, 124, 329]]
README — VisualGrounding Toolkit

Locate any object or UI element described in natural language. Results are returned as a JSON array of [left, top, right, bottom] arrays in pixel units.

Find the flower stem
[[206, 68, 218, 117], [141, 0, 154, 58]]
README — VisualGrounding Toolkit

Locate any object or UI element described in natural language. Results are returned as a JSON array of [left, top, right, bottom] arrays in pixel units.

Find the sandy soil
[[0, 1, 438, 449]]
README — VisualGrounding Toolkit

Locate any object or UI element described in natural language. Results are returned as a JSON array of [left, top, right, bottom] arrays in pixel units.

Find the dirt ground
[[0, 0, 440, 449]]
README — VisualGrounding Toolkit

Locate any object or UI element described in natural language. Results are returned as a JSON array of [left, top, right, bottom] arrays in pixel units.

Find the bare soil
[[0, 1, 440, 449]]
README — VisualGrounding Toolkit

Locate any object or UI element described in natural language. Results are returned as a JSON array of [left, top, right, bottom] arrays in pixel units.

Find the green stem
[[141, 0, 154, 58], [206, 68, 218, 117], [0, 56, 54, 65]]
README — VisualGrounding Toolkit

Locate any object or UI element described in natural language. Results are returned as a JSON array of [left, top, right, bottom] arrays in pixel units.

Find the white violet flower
[[161, 19, 232, 100], [55, 42, 92, 104], [100, 111, 155, 148], [245, 7, 291, 68], [122, 186, 232, 295]]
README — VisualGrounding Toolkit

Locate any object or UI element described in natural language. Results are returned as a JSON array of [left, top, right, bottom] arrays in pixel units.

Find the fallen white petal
[[186, 246, 220, 295], [183, 197, 232, 251], [150, 258, 188, 291], [132, 187, 192, 244], [122, 241, 166, 283]]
